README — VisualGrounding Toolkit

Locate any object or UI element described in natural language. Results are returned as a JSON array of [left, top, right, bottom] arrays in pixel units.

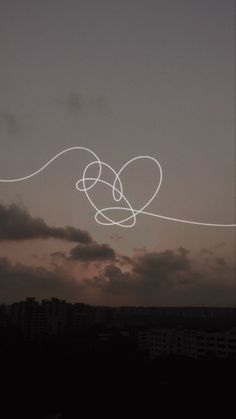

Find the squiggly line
[[0, 146, 235, 228]]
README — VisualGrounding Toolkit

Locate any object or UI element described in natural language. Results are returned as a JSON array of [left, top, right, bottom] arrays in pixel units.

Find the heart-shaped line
[[76, 155, 162, 227], [0, 146, 235, 228]]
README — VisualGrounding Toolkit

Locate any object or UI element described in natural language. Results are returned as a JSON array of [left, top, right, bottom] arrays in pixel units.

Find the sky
[[0, 0, 235, 305]]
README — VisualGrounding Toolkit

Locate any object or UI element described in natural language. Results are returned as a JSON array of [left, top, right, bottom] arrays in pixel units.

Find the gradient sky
[[0, 0, 235, 305]]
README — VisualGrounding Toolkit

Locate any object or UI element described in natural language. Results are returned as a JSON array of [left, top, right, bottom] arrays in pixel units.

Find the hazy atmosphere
[[0, 0, 235, 305]]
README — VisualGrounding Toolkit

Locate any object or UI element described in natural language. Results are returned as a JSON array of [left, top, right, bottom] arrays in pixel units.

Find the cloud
[[87, 248, 235, 306], [69, 243, 116, 262], [0, 244, 234, 306], [211, 242, 226, 249], [67, 91, 85, 113], [0, 202, 234, 306], [90, 94, 112, 116], [133, 248, 191, 278], [0, 256, 83, 303], [0, 203, 92, 243], [60, 90, 111, 116], [0, 111, 21, 135], [215, 257, 227, 267], [200, 248, 213, 256], [52, 242, 116, 264]]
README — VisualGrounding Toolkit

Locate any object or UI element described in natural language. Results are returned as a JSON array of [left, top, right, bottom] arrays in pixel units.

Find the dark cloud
[[117, 255, 133, 266], [98, 248, 192, 300], [215, 257, 227, 267], [0, 111, 20, 135], [0, 203, 92, 243], [133, 248, 190, 278], [0, 245, 234, 306], [69, 243, 115, 262], [87, 248, 235, 306], [0, 256, 83, 303], [101, 264, 131, 294], [0, 201, 233, 305]]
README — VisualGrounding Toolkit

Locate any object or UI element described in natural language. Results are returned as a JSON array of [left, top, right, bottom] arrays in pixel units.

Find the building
[[138, 328, 236, 360]]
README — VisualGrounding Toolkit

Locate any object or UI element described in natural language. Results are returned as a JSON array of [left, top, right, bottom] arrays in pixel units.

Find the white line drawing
[[1, 146, 235, 228]]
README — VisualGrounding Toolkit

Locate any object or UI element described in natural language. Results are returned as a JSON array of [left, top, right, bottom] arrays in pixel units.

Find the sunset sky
[[0, 0, 235, 305]]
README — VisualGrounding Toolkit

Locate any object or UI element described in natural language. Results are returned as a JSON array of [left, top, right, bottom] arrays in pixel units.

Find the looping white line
[[0, 146, 235, 228]]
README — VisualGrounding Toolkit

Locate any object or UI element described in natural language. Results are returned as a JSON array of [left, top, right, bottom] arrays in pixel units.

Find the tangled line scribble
[[0, 146, 235, 228]]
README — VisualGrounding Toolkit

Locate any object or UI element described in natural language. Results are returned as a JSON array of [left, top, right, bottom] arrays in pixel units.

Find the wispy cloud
[[66, 91, 85, 114], [0, 111, 21, 135], [58, 90, 112, 116]]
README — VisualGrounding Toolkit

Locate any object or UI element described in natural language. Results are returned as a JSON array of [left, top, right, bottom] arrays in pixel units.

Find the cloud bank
[[0, 246, 234, 306], [0, 204, 234, 306]]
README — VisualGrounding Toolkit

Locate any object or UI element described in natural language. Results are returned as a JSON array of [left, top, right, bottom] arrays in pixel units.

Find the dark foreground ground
[[0, 338, 235, 418]]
